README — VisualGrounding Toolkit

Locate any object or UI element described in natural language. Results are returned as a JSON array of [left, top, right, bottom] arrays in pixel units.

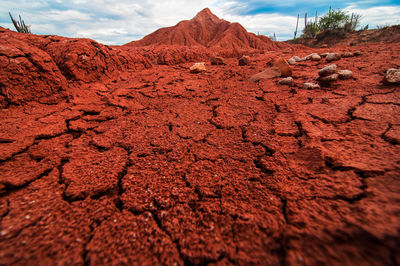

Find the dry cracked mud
[[0, 15, 400, 265]]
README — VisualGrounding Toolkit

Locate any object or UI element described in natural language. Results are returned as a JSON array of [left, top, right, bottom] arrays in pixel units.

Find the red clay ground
[[1, 11, 400, 266]]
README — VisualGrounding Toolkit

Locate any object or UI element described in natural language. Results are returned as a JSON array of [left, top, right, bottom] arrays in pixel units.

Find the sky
[[1, 0, 400, 45]]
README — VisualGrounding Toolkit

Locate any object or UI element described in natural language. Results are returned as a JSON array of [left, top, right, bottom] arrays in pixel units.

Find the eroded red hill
[[125, 8, 281, 51]]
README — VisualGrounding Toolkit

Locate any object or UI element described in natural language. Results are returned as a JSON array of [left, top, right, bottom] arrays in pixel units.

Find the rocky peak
[[192, 8, 221, 24]]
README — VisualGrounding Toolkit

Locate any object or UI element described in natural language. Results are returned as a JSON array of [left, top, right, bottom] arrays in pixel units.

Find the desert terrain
[[0, 8, 399, 265]]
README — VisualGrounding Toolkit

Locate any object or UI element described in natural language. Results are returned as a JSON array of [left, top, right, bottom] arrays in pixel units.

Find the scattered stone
[[303, 83, 321, 89], [353, 51, 362, 56], [317, 73, 339, 83], [306, 53, 320, 61], [342, 52, 354, 58], [278, 77, 294, 86], [273, 58, 292, 77], [298, 57, 307, 62], [383, 68, 400, 84], [320, 53, 329, 58], [288, 56, 301, 65], [249, 67, 281, 82], [326, 53, 341, 62], [318, 64, 337, 77], [238, 56, 250, 66], [210, 56, 225, 65], [288, 58, 297, 65], [190, 62, 206, 73], [291, 56, 301, 61], [311, 54, 321, 61], [337, 70, 354, 80]]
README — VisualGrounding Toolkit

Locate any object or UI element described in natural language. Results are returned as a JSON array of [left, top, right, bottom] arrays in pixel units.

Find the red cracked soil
[[1, 9, 400, 266]]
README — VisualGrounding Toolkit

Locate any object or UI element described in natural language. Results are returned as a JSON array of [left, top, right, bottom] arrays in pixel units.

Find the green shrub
[[318, 9, 349, 30], [303, 22, 319, 38], [301, 9, 361, 38]]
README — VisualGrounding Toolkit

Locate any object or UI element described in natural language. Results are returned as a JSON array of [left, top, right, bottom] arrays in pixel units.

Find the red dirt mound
[[125, 8, 282, 51], [0, 27, 151, 107], [0, 27, 67, 107], [288, 24, 400, 48], [35, 36, 152, 83], [123, 45, 210, 65]]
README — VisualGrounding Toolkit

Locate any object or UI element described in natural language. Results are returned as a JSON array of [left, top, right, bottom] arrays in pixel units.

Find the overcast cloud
[[1, 0, 399, 45]]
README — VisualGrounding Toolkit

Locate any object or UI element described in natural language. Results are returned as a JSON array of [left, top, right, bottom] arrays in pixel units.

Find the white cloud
[[44, 10, 92, 21], [1, 0, 399, 44], [344, 5, 400, 27], [218, 13, 299, 41]]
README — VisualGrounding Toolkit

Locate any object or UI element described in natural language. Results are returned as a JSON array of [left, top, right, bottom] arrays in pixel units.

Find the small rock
[[278, 77, 294, 86], [288, 58, 297, 65], [298, 57, 307, 62], [210, 56, 225, 65], [291, 56, 301, 61], [305, 53, 319, 61], [288, 56, 301, 65], [353, 51, 362, 56], [326, 53, 341, 62], [317, 73, 339, 83], [342, 52, 354, 58], [190, 62, 206, 73], [320, 53, 329, 58], [337, 70, 353, 80], [318, 64, 337, 77], [383, 68, 400, 84], [311, 54, 321, 61], [238, 56, 250, 66], [249, 67, 281, 82], [321, 44, 329, 48], [273, 58, 292, 77], [303, 83, 321, 89]]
